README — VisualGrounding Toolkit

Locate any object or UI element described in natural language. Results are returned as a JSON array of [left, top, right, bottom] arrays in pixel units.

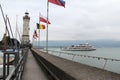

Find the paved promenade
[[33, 49, 120, 80], [22, 50, 49, 80]]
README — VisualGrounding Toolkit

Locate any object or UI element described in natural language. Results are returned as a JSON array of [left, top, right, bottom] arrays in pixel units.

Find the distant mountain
[[32, 40, 120, 48]]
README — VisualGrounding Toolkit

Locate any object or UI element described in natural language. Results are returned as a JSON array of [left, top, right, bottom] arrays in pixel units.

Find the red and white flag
[[39, 14, 51, 24], [33, 30, 38, 39], [48, 0, 65, 8]]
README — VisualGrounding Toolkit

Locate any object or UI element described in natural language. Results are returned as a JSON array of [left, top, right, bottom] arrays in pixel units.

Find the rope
[[7, 17, 14, 38]]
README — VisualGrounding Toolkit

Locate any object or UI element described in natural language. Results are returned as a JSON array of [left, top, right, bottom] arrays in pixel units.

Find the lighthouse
[[22, 12, 30, 45]]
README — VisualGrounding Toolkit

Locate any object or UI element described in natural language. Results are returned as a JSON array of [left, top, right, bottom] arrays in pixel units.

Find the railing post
[[3, 53, 6, 80], [58, 52, 62, 57], [7, 53, 10, 76], [103, 59, 108, 69], [2, 48, 29, 80], [72, 55, 76, 61]]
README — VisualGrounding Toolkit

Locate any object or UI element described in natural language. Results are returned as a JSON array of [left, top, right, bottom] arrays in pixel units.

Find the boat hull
[[61, 43, 96, 51], [61, 48, 96, 51]]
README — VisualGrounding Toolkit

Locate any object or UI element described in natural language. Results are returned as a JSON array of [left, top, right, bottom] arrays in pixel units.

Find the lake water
[[42, 48, 120, 74]]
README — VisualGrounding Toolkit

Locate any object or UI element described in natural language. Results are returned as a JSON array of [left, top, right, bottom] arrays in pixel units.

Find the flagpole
[[39, 13, 40, 50], [46, 0, 49, 53], [38, 29, 40, 49], [32, 37, 34, 47]]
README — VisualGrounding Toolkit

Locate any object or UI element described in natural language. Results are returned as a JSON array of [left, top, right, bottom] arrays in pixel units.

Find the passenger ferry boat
[[62, 43, 96, 51]]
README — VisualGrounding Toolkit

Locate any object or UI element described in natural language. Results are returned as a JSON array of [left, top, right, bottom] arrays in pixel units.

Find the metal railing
[[2, 48, 28, 80], [41, 49, 120, 69]]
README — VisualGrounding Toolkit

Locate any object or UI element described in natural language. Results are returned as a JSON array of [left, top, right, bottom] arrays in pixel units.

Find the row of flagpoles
[[33, 0, 65, 53]]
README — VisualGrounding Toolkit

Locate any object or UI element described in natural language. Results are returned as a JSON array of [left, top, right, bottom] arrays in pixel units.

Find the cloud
[[1, 0, 120, 41]]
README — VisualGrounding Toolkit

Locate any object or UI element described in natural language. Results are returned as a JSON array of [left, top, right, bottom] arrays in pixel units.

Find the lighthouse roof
[[23, 12, 30, 20]]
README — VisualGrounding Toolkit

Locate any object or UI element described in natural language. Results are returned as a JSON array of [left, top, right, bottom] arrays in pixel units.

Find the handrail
[[3, 48, 29, 80], [43, 49, 120, 61], [6, 51, 27, 80], [41, 49, 120, 70]]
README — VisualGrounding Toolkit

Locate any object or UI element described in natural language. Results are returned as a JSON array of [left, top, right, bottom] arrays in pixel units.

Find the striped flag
[[33, 30, 38, 39], [48, 0, 65, 7], [39, 14, 51, 24], [37, 23, 45, 29]]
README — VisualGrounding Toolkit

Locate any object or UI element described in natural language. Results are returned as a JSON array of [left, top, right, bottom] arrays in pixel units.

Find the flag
[[33, 30, 38, 39], [48, 0, 65, 7], [37, 23, 45, 29], [40, 14, 51, 24], [40, 17, 51, 24]]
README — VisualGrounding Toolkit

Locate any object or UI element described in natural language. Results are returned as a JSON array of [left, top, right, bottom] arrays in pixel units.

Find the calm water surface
[[46, 48, 120, 74]]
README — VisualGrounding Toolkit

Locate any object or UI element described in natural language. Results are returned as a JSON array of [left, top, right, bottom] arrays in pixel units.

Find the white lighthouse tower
[[22, 12, 30, 45]]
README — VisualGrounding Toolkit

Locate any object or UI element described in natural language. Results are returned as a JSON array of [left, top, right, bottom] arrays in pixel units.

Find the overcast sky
[[0, 0, 120, 42]]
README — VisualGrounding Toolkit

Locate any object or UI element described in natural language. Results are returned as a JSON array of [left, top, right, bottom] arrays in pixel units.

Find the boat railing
[[41, 49, 120, 70]]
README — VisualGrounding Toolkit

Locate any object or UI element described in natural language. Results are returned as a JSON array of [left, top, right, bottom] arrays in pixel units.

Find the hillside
[[32, 40, 120, 48]]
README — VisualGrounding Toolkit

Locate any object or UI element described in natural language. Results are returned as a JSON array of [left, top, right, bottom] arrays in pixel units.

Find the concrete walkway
[[33, 49, 120, 80], [22, 50, 49, 80]]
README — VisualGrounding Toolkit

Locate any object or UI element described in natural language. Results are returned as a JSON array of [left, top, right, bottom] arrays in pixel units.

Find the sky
[[0, 0, 120, 42]]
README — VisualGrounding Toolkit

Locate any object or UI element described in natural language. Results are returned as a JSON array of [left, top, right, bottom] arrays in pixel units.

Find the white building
[[22, 12, 30, 45]]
